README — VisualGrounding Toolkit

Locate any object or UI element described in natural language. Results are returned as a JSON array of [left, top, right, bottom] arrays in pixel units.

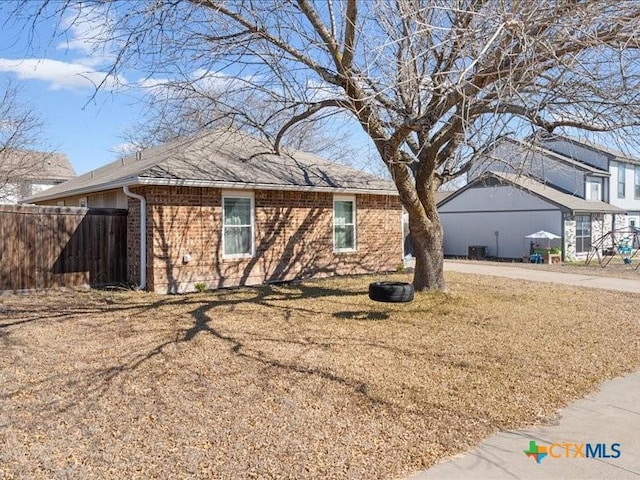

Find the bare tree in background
[[13, 0, 640, 290], [119, 88, 375, 171], [0, 81, 45, 202]]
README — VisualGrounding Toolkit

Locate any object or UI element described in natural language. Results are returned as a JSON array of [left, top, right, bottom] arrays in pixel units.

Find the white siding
[[609, 161, 640, 212], [440, 185, 562, 259], [441, 211, 562, 258], [30, 182, 57, 195]]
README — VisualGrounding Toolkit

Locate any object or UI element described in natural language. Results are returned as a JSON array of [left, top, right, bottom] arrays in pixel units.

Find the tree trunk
[[380, 149, 446, 291], [408, 203, 446, 291]]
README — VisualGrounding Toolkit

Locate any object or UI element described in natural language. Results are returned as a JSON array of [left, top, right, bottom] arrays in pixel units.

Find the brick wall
[[132, 186, 401, 293], [126, 190, 144, 289]]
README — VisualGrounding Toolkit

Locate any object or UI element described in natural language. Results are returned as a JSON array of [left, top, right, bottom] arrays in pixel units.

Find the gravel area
[[1, 272, 639, 479]]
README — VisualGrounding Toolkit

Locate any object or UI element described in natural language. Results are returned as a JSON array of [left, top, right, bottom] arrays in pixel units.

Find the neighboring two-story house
[[537, 133, 640, 228], [438, 133, 637, 261], [0, 150, 76, 203]]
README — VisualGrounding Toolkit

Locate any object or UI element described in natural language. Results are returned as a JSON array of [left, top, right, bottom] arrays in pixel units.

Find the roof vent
[[136, 151, 143, 161]]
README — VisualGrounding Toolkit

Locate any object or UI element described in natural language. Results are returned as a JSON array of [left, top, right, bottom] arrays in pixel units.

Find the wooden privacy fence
[[0, 205, 128, 291]]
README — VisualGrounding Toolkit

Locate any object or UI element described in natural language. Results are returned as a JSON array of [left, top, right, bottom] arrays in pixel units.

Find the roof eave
[[468, 173, 624, 214], [135, 177, 399, 196], [570, 208, 625, 215], [22, 176, 139, 204], [23, 176, 398, 203]]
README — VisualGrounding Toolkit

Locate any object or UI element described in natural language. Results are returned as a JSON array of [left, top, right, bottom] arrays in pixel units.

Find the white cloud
[[0, 58, 125, 91], [134, 71, 253, 100], [306, 79, 343, 102], [57, 3, 118, 67], [111, 141, 137, 156]]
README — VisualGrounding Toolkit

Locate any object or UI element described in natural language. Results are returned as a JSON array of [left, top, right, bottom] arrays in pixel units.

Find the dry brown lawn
[[1, 272, 639, 479]]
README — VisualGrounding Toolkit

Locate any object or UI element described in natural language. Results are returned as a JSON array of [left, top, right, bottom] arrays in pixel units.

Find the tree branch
[[273, 99, 348, 155]]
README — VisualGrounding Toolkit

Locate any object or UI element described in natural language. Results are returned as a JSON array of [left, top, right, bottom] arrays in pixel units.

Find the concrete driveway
[[444, 260, 640, 294]]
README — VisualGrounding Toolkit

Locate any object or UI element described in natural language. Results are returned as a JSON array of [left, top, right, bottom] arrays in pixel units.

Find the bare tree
[[119, 87, 375, 171], [0, 81, 45, 202], [15, 0, 640, 290]]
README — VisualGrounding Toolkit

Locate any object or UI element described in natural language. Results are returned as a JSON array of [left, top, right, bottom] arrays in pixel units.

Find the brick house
[[26, 130, 402, 293]]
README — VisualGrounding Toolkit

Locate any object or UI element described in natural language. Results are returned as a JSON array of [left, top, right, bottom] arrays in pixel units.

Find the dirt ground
[[1, 272, 639, 479]]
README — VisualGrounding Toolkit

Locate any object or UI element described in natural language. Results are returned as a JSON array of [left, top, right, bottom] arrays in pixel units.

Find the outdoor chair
[[529, 253, 543, 264]]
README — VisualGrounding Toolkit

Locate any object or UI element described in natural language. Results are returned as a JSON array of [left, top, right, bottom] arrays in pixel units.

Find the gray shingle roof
[[444, 171, 624, 214], [489, 171, 623, 213], [485, 137, 610, 175], [26, 130, 397, 202], [539, 132, 640, 167], [0, 150, 76, 182]]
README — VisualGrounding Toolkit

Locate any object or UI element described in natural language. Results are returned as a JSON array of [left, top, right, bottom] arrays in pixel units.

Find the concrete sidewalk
[[444, 261, 640, 294], [408, 370, 640, 479], [406, 260, 640, 479]]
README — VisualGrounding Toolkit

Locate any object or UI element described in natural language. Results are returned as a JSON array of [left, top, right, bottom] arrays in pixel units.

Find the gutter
[[24, 177, 398, 204], [122, 186, 147, 290], [134, 177, 398, 196]]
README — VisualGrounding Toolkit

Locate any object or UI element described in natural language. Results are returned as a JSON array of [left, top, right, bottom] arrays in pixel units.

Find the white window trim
[[333, 195, 357, 253], [586, 180, 601, 201], [221, 191, 255, 259], [575, 214, 591, 254], [618, 162, 626, 199]]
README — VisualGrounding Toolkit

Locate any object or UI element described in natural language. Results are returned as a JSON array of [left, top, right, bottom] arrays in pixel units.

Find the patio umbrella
[[525, 230, 561, 249]]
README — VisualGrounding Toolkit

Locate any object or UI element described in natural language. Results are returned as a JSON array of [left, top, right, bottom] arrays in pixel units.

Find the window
[[334, 196, 356, 251], [575, 215, 591, 254], [635, 167, 640, 200], [618, 163, 626, 198], [586, 181, 601, 201], [222, 193, 254, 258]]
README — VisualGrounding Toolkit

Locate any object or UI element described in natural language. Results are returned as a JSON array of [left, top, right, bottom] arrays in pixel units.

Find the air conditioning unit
[[468, 245, 487, 260]]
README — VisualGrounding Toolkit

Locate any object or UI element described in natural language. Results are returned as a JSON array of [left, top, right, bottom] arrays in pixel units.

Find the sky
[[0, 2, 382, 178], [0, 4, 155, 175]]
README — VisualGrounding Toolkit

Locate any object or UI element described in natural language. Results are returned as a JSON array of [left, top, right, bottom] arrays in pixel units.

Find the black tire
[[368, 281, 414, 303]]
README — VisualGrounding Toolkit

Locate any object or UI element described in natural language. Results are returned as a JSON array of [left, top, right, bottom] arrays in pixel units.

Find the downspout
[[123, 186, 147, 290]]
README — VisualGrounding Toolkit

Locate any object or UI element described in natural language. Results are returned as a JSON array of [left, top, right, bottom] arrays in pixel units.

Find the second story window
[[618, 163, 626, 199], [635, 167, 640, 200], [586, 181, 601, 201]]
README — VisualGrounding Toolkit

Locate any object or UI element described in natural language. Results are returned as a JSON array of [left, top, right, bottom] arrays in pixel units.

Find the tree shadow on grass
[[184, 302, 376, 398], [2, 278, 402, 418]]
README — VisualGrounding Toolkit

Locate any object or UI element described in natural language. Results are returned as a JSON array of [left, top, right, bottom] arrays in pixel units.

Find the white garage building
[[438, 171, 625, 261]]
